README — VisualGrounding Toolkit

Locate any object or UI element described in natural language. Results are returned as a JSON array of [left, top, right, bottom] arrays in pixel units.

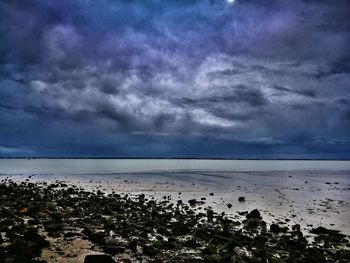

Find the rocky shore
[[0, 178, 349, 263]]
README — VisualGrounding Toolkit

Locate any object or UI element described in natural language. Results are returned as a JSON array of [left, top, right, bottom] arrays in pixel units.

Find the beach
[[0, 159, 349, 262], [2, 0, 350, 262]]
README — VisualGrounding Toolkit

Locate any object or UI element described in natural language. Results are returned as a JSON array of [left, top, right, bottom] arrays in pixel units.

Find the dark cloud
[[172, 84, 267, 108], [272, 85, 316, 98], [0, 0, 349, 158], [314, 60, 350, 80]]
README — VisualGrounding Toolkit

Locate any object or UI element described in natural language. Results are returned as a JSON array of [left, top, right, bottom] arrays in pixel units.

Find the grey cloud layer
[[0, 0, 349, 157]]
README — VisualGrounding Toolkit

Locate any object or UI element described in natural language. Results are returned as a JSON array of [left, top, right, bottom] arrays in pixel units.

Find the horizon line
[[0, 157, 349, 161]]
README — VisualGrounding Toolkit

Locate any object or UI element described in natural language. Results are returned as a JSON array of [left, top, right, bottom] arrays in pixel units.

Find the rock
[[207, 209, 214, 221], [303, 247, 326, 262], [127, 240, 138, 252], [311, 226, 345, 244], [43, 222, 63, 232], [66, 187, 75, 194], [338, 250, 350, 260], [104, 205, 113, 215], [203, 244, 217, 255], [341, 238, 349, 244], [188, 199, 198, 206], [254, 236, 268, 247], [67, 252, 78, 258], [8, 241, 36, 259], [2, 218, 14, 226], [102, 245, 126, 255], [172, 221, 190, 236], [20, 207, 28, 213], [203, 254, 222, 263], [28, 219, 39, 225], [270, 223, 280, 234], [103, 237, 121, 246], [246, 209, 262, 219], [64, 232, 81, 238], [238, 211, 248, 216], [182, 239, 200, 248], [227, 203, 232, 208], [234, 247, 251, 258], [253, 248, 266, 258], [245, 218, 261, 228], [163, 238, 176, 250], [143, 244, 158, 256], [23, 228, 50, 248], [8, 240, 49, 259], [84, 228, 105, 244], [84, 254, 115, 263], [238, 197, 245, 202], [310, 226, 340, 235]]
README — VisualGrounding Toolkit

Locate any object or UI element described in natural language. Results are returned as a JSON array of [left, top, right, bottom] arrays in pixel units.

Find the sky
[[0, 0, 350, 158]]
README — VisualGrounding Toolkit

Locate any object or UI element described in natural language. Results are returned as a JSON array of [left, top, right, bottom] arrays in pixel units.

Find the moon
[[227, 0, 236, 3]]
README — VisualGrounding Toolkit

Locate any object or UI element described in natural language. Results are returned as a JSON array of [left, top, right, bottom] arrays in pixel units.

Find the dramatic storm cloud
[[0, 0, 349, 158]]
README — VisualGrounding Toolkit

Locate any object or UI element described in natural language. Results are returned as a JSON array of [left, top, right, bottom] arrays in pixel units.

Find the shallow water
[[0, 159, 350, 175]]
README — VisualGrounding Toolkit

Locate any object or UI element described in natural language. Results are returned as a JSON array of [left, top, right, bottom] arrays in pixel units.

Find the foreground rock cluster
[[0, 179, 349, 263]]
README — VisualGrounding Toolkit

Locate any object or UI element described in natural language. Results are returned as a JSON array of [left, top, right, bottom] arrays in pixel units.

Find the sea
[[1, 159, 350, 175]]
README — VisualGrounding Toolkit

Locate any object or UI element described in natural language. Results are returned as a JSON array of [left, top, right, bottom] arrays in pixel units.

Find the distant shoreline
[[0, 157, 349, 161]]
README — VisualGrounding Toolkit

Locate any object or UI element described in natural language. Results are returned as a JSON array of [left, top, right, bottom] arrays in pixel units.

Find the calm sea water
[[0, 159, 349, 175]]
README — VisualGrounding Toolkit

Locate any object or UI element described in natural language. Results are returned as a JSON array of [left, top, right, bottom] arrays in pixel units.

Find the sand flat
[[4, 165, 350, 236]]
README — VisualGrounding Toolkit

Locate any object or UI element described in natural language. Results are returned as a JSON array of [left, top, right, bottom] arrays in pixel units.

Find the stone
[[292, 224, 301, 232], [246, 209, 262, 219], [64, 232, 81, 238], [84, 254, 115, 263], [207, 209, 214, 221], [143, 244, 158, 256], [43, 222, 63, 232], [238, 197, 245, 202], [102, 245, 126, 255], [188, 199, 198, 206], [310, 226, 340, 235], [270, 223, 280, 234], [172, 221, 190, 236]]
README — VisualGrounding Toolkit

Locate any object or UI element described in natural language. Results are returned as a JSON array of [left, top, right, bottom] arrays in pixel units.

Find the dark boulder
[[207, 209, 214, 221], [43, 222, 63, 232], [270, 223, 281, 234], [84, 254, 116, 263], [102, 245, 126, 255], [310, 226, 340, 235], [246, 209, 262, 219], [172, 221, 190, 236], [238, 197, 245, 202], [143, 244, 158, 256], [188, 199, 199, 206]]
